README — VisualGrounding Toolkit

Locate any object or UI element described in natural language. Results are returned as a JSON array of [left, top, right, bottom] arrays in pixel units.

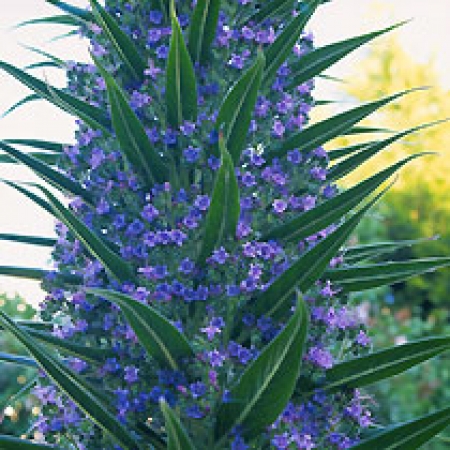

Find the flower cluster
[[34, 1, 373, 448]]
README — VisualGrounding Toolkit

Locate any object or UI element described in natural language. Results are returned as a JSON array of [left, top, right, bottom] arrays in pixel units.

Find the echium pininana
[[3, 0, 450, 449], [35, 1, 370, 448]]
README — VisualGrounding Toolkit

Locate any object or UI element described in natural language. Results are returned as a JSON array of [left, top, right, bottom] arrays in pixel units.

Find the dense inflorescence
[[32, 1, 372, 449]]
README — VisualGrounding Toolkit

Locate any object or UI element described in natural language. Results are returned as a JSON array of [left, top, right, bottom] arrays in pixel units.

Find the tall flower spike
[[0, 1, 449, 449]]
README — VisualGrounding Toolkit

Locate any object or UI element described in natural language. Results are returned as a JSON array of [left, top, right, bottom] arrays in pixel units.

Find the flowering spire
[[0, 1, 449, 449]]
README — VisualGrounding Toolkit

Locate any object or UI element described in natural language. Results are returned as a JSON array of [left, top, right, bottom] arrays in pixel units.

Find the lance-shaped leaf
[[261, 154, 424, 243], [326, 257, 450, 293], [241, 0, 295, 26], [166, 7, 198, 127], [25, 61, 62, 71], [95, 60, 168, 187], [3, 139, 65, 152], [37, 185, 135, 283], [0, 61, 111, 132], [197, 137, 240, 265], [89, 0, 146, 82], [188, 0, 221, 64], [319, 336, 450, 394], [0, 141, 92, 203], [1, 179, 54, 215], [329, 121, 444, 180], [269, 89, 418, 161], [46, 0, 93, 22], [263, 0, 321, 82], [0, 266, 81, 284], [87, 289, 193, 370], [287, 22, 405, 88], [0, 320, 52, 332], [0, 233, 56, 247], [343, 237, 438, 264], [0, 266, 49, 281], [2, 94, 40, 118], [22, 327, 112, 364], [251, 188, 387, 319], [215, 299, 308, 442], [0, 152, 60, 166], [23, 46, 66, 69], [16, 14, 79, 28], [0, 352, 37, 368], [349, 407, 450, 450], [0, 435, 60, 449], [328, 142, 371, 161], [160, 400, 197, 450], [0, 311, 141, 450], [345, 125, 393, 135], [215, 51, 265, 163]]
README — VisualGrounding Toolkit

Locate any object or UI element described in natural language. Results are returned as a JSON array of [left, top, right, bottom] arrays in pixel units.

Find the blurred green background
[[0, 294, 39, 438], [332, 35, 450, 449]]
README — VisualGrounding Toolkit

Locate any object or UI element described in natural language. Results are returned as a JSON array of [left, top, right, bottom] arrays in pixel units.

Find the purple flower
[[356, 330, 371, 347], [124, 366, 139, 383], [183, 146, 201, 162], [194, 195, 211, 211], [208, 350, 226, 367], [273, 199, 288, 214], [272, 120, 286, 138]]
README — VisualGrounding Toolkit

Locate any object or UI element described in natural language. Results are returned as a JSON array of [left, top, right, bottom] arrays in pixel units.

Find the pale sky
[[1, 0, 450, 305]]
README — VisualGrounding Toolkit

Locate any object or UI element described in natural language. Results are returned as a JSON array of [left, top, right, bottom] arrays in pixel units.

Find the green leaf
[[89, 0, 146, 82], [343, 237, 438, 264], [0, 61, 111, 132], [95, 59, 168, 188], [2, 94, 41, 118], [215, 51, 265, 163], [166, 7, 198, 127], [1, 179, 54, 216], [2, 139, 66, 152], [321, 336, 450, 393], [188, 0, 221, 64], [0, 352, 37, 368], [0, 435, 60, 449], [25, 61, 62, 71], [344, 125, 393, 135], [49, 29, 79, 42], [328, 142, 371, 161], [0, 141, 92, 203], [37, 185, 135, 283], [326, 257, 450, 293], [87, 289, 194, 370], [0, 266, 50, 281], [329, 121, 444, 180], [215, 299, 308, 442], [288, 23, 405, 88], [0, 233, 56, 247], [0, 311, 141, 450], [261, 154, 424, 244], [0, 266, 81, 284], [349, 407, 450, 450], [23, 327, 112, 364], [251, 188, 387, 319], [269, 89, 418, 161], [23, 45, 66, 69], [6, 320, 53, 332], [0, 152, 60, 166], [241, 0, 295, 26], [198, 136, 240, 265], [160, 400, 197, 450], [46, 0, 93, 22], [263, 0, 321, 83], [16, 14, 80, 28]]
